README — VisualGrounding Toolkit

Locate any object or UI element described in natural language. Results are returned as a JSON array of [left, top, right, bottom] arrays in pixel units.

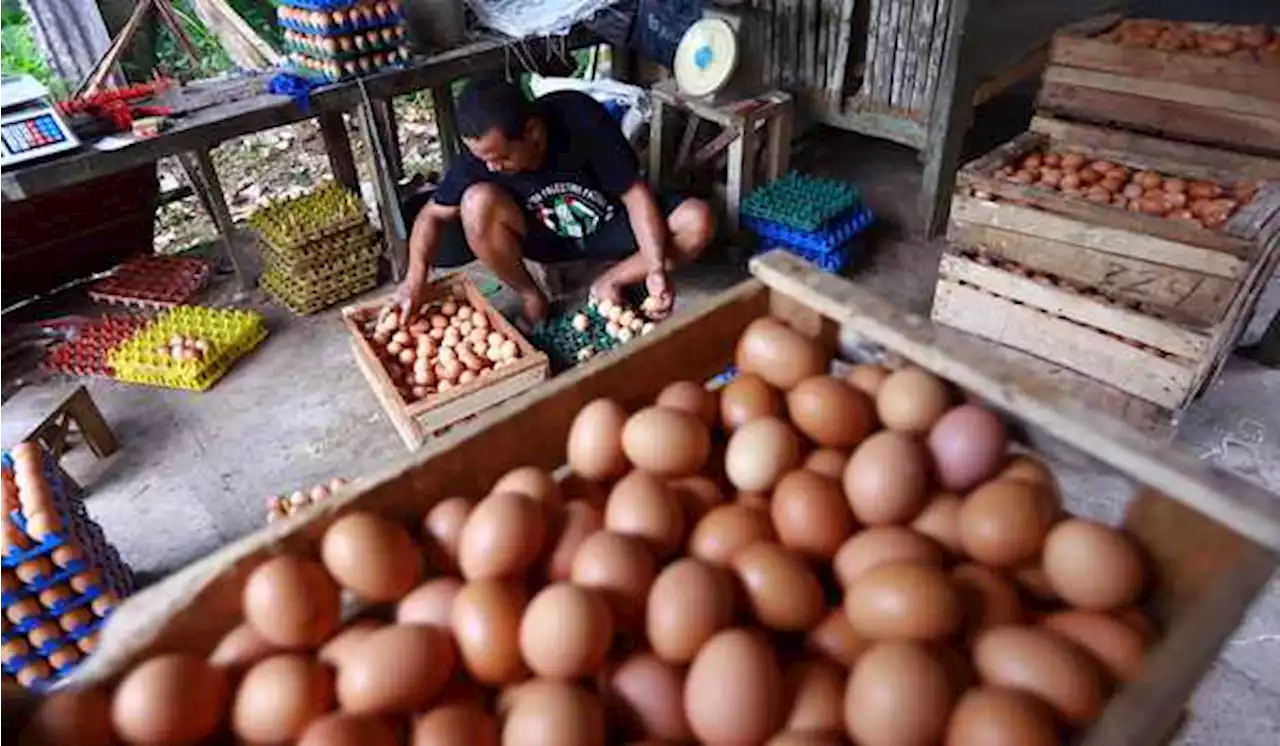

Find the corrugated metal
[[22, 0, 116, 88]]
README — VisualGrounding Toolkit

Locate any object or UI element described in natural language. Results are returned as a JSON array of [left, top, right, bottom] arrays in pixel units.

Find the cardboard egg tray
[[109, 306, 268, 392], [1, 449, 135, 690], [42, 315, 147, 379], [87, 255, 212, 310], [247, 182, 368, 253]]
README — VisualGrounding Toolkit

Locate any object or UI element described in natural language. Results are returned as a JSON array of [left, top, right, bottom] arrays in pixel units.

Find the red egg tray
[[87, 256, 212, 310], [43, 316, 147, 378]]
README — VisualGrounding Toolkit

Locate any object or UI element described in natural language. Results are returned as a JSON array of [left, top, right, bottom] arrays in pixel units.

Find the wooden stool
[[647, 81, 794, 230], [24, 386, 118, 467]]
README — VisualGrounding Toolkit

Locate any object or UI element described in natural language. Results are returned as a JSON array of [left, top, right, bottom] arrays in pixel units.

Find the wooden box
[[934, 115, 1280, 410], [1040, 14, 1280, 157], [48, 252, 1280, 746], [341, 273, 549, 449]]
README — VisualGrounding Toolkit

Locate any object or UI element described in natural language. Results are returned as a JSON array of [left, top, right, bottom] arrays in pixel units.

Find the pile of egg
[[570, 296, 658, 363], [151, 335, 209, 363], [266, 478, 350, 523], [363, 296, 523, 404], [22, 317, 1155, 745], [277, 2, 399, 31]]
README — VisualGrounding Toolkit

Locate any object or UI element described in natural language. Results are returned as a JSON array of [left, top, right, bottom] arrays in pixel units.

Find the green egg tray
[[741, 171, 862, 232], [528, 292, 652, 374], [109, 306, 267, 392]]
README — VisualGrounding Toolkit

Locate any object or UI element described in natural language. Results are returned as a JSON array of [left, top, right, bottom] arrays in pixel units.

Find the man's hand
[[520, 288, 549, 324], [643, 268, 674, 318], [393, 274, 426, 324]]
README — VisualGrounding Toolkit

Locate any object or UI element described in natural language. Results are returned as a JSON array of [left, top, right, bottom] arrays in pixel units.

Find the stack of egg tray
[[108, 306, 268, 392], [1, 449, 135, 690], [87, 255, 212, 310], [741, 171, 876, 273], [278, 0, 408, 83]]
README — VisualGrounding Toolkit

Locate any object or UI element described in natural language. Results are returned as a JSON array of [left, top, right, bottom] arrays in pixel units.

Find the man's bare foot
[[520, 289, 549, 324]]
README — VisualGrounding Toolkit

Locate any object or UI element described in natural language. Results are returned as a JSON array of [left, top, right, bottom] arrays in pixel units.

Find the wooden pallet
[[341, 273, 549, 449], [51, 251, 1280, 746], [935, 115, 1280, 410], [1040, 13, 1280, 157]]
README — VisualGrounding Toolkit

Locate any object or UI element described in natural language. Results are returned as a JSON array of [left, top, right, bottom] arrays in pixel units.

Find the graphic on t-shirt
[[527, 182, 614, 238]]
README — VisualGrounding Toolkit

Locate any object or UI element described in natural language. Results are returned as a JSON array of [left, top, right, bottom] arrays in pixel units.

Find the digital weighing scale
[[1, 74, 80, 168]]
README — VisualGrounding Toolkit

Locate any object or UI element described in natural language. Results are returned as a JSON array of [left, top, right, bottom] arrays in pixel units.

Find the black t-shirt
[[433, 91, 639, 240]]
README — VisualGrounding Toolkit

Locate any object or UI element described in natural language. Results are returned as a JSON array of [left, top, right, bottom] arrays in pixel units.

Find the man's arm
[[397, 200, 460, 320], [619, 181, 668, 273]]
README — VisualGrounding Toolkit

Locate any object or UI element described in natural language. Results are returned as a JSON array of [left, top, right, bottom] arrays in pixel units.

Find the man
[[395, 78, 715, 323]]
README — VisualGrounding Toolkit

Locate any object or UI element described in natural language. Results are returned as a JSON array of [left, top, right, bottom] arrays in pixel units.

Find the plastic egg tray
[[745, 203, 875, 274], [261, 262, 379, 316], [277, 0, 403, 37], [247, 182, 368, 253], [109, 306, 268, 392], [528, 291, 654, 374], [42, 315, 147, 379], [87, 255, 212, 310], [285, 49, 409, 83], [258, 224, 381, 278], [1, 448, 135, 690], [742, 171, 863, 232]]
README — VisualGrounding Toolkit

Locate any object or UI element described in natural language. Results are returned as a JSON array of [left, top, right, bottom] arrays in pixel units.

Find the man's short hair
[[455, 78, 534, 140]]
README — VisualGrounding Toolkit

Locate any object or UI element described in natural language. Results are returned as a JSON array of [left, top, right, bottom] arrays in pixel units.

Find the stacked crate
[[742, 172, 875, 273], [251, 183, 384, 315], [278, 0, 409, 83]]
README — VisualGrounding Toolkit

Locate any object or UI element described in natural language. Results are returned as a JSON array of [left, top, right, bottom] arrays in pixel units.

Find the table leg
[[370, 98, 405, 183], [177, 149, 249, 290], [359, 101, 409, 279], [318, 111, 359, 192], [431, 84, 460, 169], [726, 122, 757, 232], [765, 100, 793, 182]]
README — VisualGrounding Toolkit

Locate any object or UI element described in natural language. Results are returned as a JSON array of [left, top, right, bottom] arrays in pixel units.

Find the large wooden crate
[[934, 115, 1280, 410], [1040, 13, 1280, 157], [49, 251, 1280, 745], [341, 273, 549, 449]]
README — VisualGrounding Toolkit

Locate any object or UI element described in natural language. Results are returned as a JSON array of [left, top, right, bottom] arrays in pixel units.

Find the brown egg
[[20, 686, 113, 746], [735, 317, 828, 389], [954, 564, 1024, 639], [958, 480, 1057, 567], [570, 530, 656, 625], [767, 733, 846, 746], [803, 448, 848, 479], [458, 492, 547, 579], [492, 466, 561, 507], [787, 375, 875, 448], [876, 368, 951, 433], [209, 622, 277, 670], [451, 580, 528, 684], [424, 497, 471, 571], [414, 702, 499, 746], [911, 493, 964, 553], [233, 654, 333, 742], [520, 583, 613, 677], [846, 363, 891, 396], [733, 542, 826, 630], [719, 373, 784, 430], [605, 652, 692, 741], [1041, 610, 1147, 680], [1042, 519, 1144, 610], [398, 577, 463, 628], [337, 624, 455, 714], [111, 654, 228, 745], [771, 469, 856, 560], [685, 629, 786, 743], [807, 607, 872, 666], [844, 642, 954, 746], [647, 558, 736, 663], [318, 619, 383, 668], [561, 474, 611, 511], [689, 504, 777, 566], [545, 501, 603, 582], [843, 431, 931, 525], [945, 687, 1058, 746], [567, 399, 630, 481], [973, 625, 1104, 725], [997, 455, 1059, 498], [725, 416, 803, 491], [1013, 563, 1059, 605], [656, 380, 719, 427], [502, 680, 605, 746], [605, 471, 686, 557], [785, 658, 845, 734], [621, 407, 710, 477], [833, 526, 944, 587], [322, 512, 422, 601], [928, 405, 1008, 491], [669, 475, 726, 523], [243, 555, 340, 648], [844, 563, 961, 640], [299, 713, 400, 746]]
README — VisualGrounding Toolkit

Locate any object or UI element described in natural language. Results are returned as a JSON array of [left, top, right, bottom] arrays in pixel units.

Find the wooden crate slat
[[889, 0, 915, 109], [1044, 66, 1280, 121], [909, 0, 941, 113], [1226, 183, 1280, 242], [937, 254, 1212, 358], [950, 196, 1247, 279]]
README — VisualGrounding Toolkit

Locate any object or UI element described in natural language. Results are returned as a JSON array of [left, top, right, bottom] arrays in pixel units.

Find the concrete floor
[[2, 131, 1277, 742]]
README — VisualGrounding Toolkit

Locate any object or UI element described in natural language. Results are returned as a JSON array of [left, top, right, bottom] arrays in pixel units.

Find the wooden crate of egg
[[938, 114, 1280, 411], [342, 273, 549, 449], [20, 251, 1279, 746]]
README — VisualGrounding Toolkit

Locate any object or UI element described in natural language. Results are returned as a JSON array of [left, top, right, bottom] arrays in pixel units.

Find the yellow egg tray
[[247, 182, 368, 253], [258, 227, 383, 280], [108, 307, 268, 392], [261, 263, 379, 316]]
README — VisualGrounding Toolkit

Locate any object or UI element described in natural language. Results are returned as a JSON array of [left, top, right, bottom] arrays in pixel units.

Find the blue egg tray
[[745, 203, 875, 254], [278, 12, 402, 37], [278, 0, 368, 11]]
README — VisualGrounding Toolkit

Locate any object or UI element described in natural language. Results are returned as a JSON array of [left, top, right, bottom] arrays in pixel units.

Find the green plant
[[1, 0, 67, 94]]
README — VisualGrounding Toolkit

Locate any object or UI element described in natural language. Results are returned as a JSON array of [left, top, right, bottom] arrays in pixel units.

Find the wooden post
[[317, 112, 359, 193], [648, 94, 667, 191], [359, 101, 409, 279], [918, 0, 980, 238], [726, 118, 757, 230], [370, 98, 404, 183], [765, 98, 793, 181], [177, 149, 250, 290], [431, 84, 461, 168]]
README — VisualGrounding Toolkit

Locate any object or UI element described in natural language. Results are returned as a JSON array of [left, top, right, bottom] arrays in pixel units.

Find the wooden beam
[[918, 0, 979, 237], [190, 0, 281, 70]]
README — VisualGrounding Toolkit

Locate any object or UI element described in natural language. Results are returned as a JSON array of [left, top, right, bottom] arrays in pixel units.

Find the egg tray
[[258, 224, 382, 278], [527, 292, 653, 374], [261, 265, 379, 316], [42, 315, 148, 379], [741, 171, 863, 232], [283, 26, 406, 61], [745, 202, 875, 255], [86, 255, 212, 310], [247, 182, 368, 253], [277, 1, 403, 37], [284, 51, 408, 84], [108, 306, 268, 392]]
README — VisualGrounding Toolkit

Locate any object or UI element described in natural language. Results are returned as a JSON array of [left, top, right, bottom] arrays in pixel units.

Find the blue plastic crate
[[744, 203, 875, 255]]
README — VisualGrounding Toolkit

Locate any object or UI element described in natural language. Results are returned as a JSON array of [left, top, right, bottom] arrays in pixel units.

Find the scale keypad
[[2, 114, 66, 154]]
